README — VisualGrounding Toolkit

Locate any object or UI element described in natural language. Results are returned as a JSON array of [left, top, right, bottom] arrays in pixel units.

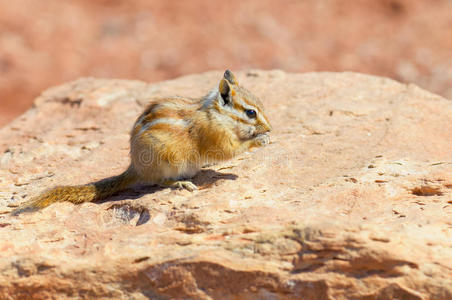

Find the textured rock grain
[[0, 71, 451, 299]]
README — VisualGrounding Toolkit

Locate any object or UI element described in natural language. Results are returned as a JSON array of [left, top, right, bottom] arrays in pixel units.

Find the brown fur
[[12, 70, 271, 215], [12, 167, 137, 215]]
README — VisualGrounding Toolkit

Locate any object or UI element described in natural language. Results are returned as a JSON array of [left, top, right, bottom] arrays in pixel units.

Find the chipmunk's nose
[[263, 122, 272, 133], [262, 116, 272, 133], [259, 123, 271, 134], [259, 114, 272, 133]]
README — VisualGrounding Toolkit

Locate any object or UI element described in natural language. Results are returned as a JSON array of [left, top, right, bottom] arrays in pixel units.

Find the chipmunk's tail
[[11, 166, 138, 215]]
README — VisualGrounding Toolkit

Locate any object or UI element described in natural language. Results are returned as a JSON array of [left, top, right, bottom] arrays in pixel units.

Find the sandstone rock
[[0, 71, 451, 299]]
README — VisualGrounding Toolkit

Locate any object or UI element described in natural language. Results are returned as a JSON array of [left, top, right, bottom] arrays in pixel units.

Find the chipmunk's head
[[205, 70, 271, 141]]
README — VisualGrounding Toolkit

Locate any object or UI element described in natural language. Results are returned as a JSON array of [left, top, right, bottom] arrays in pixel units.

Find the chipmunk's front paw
[[254, 133, 270, 147]]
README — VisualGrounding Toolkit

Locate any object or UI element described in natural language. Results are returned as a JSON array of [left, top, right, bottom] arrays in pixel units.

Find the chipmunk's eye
[[245, 109, 257, 119]]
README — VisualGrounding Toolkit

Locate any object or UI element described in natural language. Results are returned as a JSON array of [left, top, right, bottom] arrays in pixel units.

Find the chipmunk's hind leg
[[160, 180, 197, 192]]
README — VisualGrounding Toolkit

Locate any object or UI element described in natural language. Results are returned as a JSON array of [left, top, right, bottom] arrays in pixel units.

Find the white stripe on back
[[139, 118, 188, 135]]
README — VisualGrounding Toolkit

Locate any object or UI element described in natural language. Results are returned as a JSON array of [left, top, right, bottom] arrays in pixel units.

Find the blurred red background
[[1, 0, 451, 127]]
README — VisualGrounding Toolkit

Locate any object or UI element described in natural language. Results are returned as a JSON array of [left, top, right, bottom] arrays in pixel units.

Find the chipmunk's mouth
[[252, 132, 268, 140], [239, 127, 267, 141], [240, 132, 260, 141]]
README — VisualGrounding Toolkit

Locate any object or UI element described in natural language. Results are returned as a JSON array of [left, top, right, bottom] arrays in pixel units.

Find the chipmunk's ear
[[223, 70, 239, 85], [219, 78, 233, 106], [219, 70, 238, 106]]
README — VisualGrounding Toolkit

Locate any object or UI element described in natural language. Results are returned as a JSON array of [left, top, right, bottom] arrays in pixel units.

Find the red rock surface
[[1, 0, 452, 126], [0, 71, 451, 299]]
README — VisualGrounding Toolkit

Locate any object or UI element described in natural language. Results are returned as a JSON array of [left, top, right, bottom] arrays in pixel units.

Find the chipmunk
[[12, 70, 271, 215]]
